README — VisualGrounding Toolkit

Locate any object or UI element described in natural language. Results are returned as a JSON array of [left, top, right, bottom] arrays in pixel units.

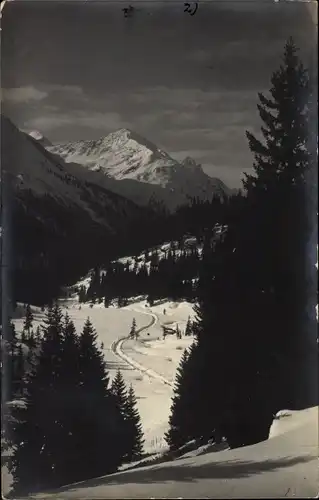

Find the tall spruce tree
[[23, 305, 34, 341], [125, 385, 144, 461], [242, 37, 317, 411], [13, 344, 25, 398], [110, 372, 144, 462], [60, 313, 79, 385], [165, 342, 208, 450], [110, 369, 129, 459], [9, 311, 128, 495], [8, 304, 65, 495], [50, 313, 82, 485], [74, 318, 126, 480], [165, 39, 318, 451], [111, 369, 128, 415], [8, 320, 17, 357]]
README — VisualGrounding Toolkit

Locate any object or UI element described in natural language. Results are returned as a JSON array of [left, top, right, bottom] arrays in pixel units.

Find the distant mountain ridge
[[1, 116, 152, 304], [47, 129, 233, 210]]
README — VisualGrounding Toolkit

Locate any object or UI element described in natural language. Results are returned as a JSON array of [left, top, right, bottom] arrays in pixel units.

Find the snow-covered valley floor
[[62, 298, 196, 453], [3, 299, 318, 499]]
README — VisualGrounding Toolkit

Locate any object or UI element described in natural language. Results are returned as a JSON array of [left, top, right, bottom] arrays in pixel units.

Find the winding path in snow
[[110, 310, 173, 387]]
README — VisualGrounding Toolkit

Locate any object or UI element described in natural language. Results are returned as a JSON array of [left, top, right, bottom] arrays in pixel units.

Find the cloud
[[44, 85, 84, 95], [1, 86, 48, 103], [1, 84, 85, 107], [25, 110, 128, 133]]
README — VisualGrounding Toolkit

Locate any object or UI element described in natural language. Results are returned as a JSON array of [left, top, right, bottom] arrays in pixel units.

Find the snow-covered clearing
[[10, 298, 196, 457], [29, 405, 318, 499], [4, 298, 194, 496]]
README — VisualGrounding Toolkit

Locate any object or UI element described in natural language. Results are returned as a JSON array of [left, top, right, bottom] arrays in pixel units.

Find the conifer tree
[[49, 313, 81, 483], [111, 369, 128, 414], [86, 268, 101, 303], [28, 329, 36, 348], [3, 321, 18, 402], [23, 305, 34, 341], [75, 318, 126, 480], [185, 316, 192, 336], [147, 293, 154, 307], [129, 317, 137, 339], [125, 385, 144, 461], [35, 326, 41, 344], [167, 39, 317, 453], [110, 368, 129, 459], [8, 319, 17, 357], [244, 37, 314, 196], [104, 293, 112, 308], [117, 295, 125, 308], [12, 344, 25, 398], [175, 324, 182, 340], [26, 341, 37, 376], [60, 313, 79, 385], [9, 310, 127, 495], [21, 329, 26, 344], [78, 285, 86, 303], [242, 37, 317, 411], [165, 343, 206, 450], [78, 317, 109, 393], [8, 304, 65, 495]]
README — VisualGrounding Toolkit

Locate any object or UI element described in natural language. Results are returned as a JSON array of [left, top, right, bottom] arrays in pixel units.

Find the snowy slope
[[47, 129, 232, 210], [29, 405, 318, 499], [1, 116, 144, 228]]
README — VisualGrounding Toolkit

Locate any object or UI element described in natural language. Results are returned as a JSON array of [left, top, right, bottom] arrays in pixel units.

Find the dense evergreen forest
[[76, 192, 246, 307], [165, 38, 318, 451]]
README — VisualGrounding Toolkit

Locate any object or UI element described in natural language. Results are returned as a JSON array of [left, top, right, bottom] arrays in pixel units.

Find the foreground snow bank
[[268, 406, 318, 439], [30, 406, 318, 499]]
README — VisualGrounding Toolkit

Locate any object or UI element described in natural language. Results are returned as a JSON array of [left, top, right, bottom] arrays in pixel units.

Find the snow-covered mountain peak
[[47, 129, 177, 181], [28, 130, 44, 141], [46, 128, 232, 208], [97, 128, 169, 160], [24, 129, 52, 147]]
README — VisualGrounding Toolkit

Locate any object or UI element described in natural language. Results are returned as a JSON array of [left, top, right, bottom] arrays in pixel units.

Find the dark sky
[[1, 0, 316, 187]]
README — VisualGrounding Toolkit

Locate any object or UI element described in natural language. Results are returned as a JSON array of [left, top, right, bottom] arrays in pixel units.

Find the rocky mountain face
[[47, 129, 232, 210]]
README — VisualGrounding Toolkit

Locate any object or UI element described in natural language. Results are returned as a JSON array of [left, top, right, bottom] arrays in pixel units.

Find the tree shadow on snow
[[54, 454, 315, 492]]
